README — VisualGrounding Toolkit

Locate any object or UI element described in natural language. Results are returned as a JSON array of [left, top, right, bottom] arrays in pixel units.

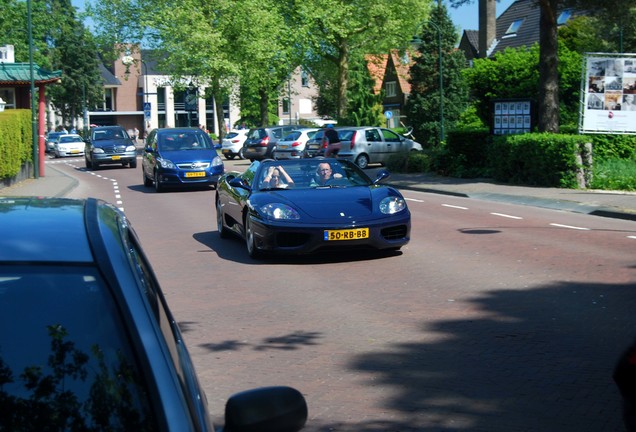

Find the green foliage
[[386, 151, 431, 173], [590, 158, 636, 191], [0, 110, 33, 179], [405, 4, 468, 147], [444, 127, 491, 177], [487, 133, 588, 188], [340, 54, 385, 126], [462, 41, 582, 131], [588, 134, 636, 160]]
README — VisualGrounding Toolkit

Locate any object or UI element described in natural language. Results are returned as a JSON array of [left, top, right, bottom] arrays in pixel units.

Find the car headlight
[[159, 159, 176, 169], [379, 196, 406, 214], [125, 145, 136, 151], [211, 156, 223, 167], [260, 203, 300, 220], [92, 147, 105, 154]]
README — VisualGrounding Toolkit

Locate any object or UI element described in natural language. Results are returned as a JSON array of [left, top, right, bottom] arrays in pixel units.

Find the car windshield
[[256, 159, 372, 191], [92, 129, 128, 141], [282, 131, 301, 141], [158, 131, 212, 151], [0, 266, 159, 429], [59, 135, 81, 143]]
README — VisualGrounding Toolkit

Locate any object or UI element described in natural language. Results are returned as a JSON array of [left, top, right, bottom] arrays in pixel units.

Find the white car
[[54, 134, 85, 158], [274, 128, 319, 159], [221, 129, 248, 160]]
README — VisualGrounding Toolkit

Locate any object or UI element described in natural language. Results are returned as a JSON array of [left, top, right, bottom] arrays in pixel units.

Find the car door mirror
[[224, 386, 307, 432], [374, 169, 390, 184], [229, 177, 251, 191]]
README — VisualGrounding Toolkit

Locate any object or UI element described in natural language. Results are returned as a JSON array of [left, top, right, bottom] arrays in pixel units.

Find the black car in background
[[242, 125, 296, 161], [85, 125, 138, 169], [0, 197, 308, 431]]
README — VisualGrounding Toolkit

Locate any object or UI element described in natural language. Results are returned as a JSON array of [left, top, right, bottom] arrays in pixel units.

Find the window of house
[[505, 19, 524, 35], [0, 88, 15, 109], [282, 98, 290, 114], [103, 88, 114, 111], [301, 70, 309, 87], [385, 81, 397, 97], [557, 10, 572, 26]]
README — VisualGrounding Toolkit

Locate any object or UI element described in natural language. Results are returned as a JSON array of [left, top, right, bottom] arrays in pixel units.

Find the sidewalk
[[2, 163, 636, 222]]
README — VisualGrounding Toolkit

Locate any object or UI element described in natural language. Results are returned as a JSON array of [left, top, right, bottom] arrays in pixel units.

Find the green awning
[[0, 62, 62, 86]]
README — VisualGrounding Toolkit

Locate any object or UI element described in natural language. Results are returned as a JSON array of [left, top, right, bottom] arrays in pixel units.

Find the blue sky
[[72, 0, 516, 37]]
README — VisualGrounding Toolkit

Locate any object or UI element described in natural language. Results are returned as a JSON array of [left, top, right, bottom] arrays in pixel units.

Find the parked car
[[45, 131, 66, 153], [142, 127, 224, 192], [221, 129, 249, 160], [242, 125, 296, 161], [85, 125, 137, 169], [216, 158, 411, 258], [304, 127, 423, 169], [0, 196, 308, 431], [301, 129, 326, 159], [53, 133, 85, 158], [273, 128, 319, 160]]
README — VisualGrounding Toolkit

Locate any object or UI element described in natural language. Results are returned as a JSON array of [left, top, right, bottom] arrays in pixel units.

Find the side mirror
[[229, 176, 251, 191], [224, 386, 307, 432], [374, 169, 390, 184]]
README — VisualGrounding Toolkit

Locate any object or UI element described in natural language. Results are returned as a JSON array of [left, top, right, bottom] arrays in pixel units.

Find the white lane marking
[[628, 236, 636, 240], [442, 204, 469, 210], [550, 223, 590, 231], [405, 197, 424, 203], [491, 212, 523, 220]]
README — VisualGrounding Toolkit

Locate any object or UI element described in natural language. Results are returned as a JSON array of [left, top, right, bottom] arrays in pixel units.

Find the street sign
[[384, 111, 393, 119], [144, 102, 151, 120]]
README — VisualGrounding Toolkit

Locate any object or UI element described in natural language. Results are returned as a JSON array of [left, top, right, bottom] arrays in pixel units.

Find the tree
[[295, 0, 432, 121], [340, 53, 385, 126], [405, 3, 467, 146], [45, 0, 103, 128]]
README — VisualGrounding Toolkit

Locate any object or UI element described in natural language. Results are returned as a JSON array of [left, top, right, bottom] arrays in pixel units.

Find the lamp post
[[28, 0, 39, 178], [411, 20, 445, 143]]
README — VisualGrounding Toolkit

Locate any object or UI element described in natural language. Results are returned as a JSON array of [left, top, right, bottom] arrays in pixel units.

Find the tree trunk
[[537, 0, 560, 133], [336, 40, 350, 120], [259, 88, 269, 126], [214, 95, 225, 140]]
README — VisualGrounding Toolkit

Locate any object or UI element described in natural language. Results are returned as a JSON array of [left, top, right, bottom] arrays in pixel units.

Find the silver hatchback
[[337, 127, 423, 168]]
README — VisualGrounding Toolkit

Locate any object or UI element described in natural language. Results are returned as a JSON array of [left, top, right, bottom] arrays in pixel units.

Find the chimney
[[0, 45, 15, 63], [478, 0, 496, 58]]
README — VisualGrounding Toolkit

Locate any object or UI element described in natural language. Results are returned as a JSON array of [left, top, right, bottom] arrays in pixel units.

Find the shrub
[[385, 151, 431, 173]]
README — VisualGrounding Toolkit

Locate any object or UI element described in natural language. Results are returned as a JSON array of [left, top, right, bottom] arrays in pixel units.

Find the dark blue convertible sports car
[[215, 158, 411, 257]]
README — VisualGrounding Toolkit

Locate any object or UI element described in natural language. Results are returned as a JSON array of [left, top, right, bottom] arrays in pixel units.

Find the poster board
[[492, 99, 533, 135], [579, 54, 636, 134]]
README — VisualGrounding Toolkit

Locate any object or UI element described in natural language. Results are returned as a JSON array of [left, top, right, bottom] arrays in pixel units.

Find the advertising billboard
[[580, 54, 636, 134]]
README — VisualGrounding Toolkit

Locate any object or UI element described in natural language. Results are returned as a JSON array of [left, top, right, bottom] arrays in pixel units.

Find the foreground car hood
[[266, 187, 377, 219]]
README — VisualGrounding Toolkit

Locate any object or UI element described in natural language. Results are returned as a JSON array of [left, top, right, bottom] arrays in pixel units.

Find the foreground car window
[[0, 266, 158, 431]]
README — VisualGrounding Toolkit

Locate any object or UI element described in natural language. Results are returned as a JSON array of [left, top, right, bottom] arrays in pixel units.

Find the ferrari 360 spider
[[215, 158, 411, 258]]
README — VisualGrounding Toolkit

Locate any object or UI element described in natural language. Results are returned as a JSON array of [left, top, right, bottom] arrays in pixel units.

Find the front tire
[[355, 154, 370, 169], [142, 167, 152, 187], [216, 200, 229, 238], [130, 158, 137, 168], [238, 148, 245, 160], [154, 171, 164, 193], [244, 216, 261, 258]]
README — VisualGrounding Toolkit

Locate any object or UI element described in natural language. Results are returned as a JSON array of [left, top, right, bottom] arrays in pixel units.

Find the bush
[[386, 151, 431, 173], [0, 110, 32, 179], [590, 158, 636, 191]]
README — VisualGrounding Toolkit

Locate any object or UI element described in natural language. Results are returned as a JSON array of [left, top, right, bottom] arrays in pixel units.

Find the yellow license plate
[[185, 171, 206, 178], [222, 149, 230, 153], [70, 150, 79, 154], [112, 155, 121, 160], [279, 144, 289, 149], [324, 228, 369, 241]]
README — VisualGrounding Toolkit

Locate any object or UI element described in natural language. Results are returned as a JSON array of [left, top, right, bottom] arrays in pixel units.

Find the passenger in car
[[262, 165, 294, 189]]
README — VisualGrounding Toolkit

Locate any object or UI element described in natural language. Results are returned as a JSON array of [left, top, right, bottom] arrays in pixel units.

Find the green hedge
[[488, 133, 588, 188], [0, 110, 33, 179]]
